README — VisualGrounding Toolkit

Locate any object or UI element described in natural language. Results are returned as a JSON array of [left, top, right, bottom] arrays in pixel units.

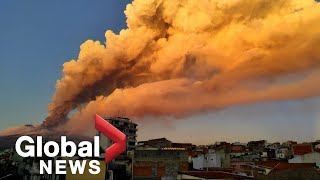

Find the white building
[[289, 152, 320, 167], [192, 152, 222, 170], [275, 147, 290, 159]]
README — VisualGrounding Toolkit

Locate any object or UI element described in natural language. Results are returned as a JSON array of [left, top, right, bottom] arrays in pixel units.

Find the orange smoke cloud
[[44, 0, 320, 132]]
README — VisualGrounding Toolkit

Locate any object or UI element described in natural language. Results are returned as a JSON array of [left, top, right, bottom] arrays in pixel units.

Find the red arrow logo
[[95, 114, 126, 164]]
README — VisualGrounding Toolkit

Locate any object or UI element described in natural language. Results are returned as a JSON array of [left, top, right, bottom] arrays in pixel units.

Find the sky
[[139, 98, 320, 144], [0, 0, 319, 144], [0, 0, 130, 128]]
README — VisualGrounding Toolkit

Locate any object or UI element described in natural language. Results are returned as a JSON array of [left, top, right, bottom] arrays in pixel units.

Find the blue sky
[[0, 1, 319, 143], [0, 0, 130, 129]]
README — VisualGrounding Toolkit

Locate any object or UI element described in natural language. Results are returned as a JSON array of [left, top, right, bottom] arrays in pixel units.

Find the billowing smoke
[[44, 0, 320, 133]]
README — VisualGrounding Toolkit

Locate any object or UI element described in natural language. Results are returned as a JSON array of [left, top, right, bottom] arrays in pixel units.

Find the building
[[255, 168, 320, 180], [291, 143, 313, 156], [231, 153, 261, 162], [138, 138, 172, 149], [289, 152, 320, 167], [252, 161, 316, 176], [230, 144, 246, 152], [172, 143, 194, 151], [192, 149, 230, 170], [275, 147, 291, 159], [248, 140, 266, 152], [99, 117, 138, 152], [265, 143, 283, 159], [133, 147, 189, 179], [177, 171, 254, 180], [97, 117, 137, 180], [193, 153, 221, 170], [231, 161, 254, 175]]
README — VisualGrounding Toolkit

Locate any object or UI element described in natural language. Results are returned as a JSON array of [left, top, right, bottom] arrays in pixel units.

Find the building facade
[[99, 116, 138, 152], [133, 148, 189, 180]]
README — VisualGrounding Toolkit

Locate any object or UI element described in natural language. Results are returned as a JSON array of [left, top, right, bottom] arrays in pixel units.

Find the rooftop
[[179, 171, 254, 179], [104, 116, 137, 125], [253, 161, 315, 173]]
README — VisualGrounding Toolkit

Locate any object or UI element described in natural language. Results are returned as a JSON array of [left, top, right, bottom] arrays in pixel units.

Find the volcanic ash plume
[[43, 0, 320, 132]]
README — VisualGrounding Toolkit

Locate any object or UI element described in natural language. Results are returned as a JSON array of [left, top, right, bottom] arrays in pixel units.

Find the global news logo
[[14, 114, 126, 175]]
